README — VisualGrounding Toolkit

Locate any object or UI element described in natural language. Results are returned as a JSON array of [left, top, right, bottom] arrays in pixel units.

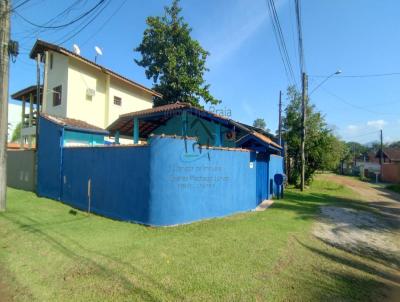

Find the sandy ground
[[313, 174, 400, 301]]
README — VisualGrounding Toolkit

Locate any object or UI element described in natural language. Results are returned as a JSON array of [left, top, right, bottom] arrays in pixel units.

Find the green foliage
[[386, 184, 400, 194], [11, 121, 22, 142], [252, 118, 271, 132], [282, 86, 342, 185], [253, 118, 266, 130], [389, 141, 400, 148], [135, 0, 219, 107]]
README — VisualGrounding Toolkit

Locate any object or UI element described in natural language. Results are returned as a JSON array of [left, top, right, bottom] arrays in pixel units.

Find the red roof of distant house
[[383, 148, 400, 161], [7, 143, 35, 150]]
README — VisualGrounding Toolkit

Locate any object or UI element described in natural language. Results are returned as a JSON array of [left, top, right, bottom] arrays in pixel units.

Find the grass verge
[[0, 176, 395, 301], [387, 184, 400, 194]]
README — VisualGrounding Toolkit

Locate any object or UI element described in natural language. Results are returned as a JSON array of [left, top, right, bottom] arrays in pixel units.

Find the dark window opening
[[114, 96, 122, 106], [49, 53, 54, 69], [53, 85, 62, 106]]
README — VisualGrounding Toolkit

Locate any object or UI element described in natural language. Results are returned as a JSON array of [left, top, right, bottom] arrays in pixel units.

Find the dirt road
[[313, 174, 400, 301]]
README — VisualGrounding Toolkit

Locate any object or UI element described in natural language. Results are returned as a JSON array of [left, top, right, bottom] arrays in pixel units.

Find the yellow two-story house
[[12, 40, 161, 146]]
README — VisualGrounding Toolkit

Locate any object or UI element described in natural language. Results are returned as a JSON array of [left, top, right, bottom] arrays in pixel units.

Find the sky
[[8, 0, 400, 144]]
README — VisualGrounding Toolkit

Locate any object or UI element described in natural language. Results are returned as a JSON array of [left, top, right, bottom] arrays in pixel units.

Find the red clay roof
[[30, 40, 161, 98], [40, 113, 108, 134], [7, 143, 35, 150], [383, 148, 400, 161]]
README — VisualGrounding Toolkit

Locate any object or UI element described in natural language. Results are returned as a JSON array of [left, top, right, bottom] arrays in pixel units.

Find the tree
[[135, 0, 219, 107], [11, 121, 21, 143], [252, 118, 270, 132], [389, 141, 400, 148], [282, 86, 342, 186]]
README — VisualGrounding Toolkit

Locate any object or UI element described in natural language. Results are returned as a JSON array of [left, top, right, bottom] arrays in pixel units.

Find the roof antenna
[[73, 44, 80, 55], [94, 46, 102, 63]]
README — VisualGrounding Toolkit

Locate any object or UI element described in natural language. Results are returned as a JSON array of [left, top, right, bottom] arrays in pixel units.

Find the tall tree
[[11, 122, 22, 143], [135, 0, 219, 107], [283, 86, 341, 186], [253, 118, 270, 132]]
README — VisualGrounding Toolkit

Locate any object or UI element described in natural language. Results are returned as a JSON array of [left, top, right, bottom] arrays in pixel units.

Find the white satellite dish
[[95, 46, 103, 56], [73, 44, 80, 55], [94, 46, 103, 63]]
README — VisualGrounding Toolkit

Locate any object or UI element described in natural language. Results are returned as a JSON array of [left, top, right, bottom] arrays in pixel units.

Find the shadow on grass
[[295, 238, 399, 300], [1, 213, 184, 301], [296, 237, 400, 284], [274, 190, 399, 232]]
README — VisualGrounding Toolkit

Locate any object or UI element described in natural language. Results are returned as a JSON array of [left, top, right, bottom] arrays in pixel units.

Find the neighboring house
[[376, 148, 400, 164], [11, 39, 161, 148], [355, 151, 380, 174], [376, 148, 400, 183]]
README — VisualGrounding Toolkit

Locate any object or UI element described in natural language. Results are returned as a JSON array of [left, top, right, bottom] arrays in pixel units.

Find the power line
[[294, 0, 305, 75], [14, 0, 106, 29], [81, 0, 129, 46], [57, 0, 112, 45], [310, 72, 400, 78], [321, 87, 398, 116], [265, 0, 298, 89]]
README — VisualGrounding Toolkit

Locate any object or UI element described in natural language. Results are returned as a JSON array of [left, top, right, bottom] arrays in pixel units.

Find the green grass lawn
[[0, 177, 393, 301], [387, 183, 400, 194]]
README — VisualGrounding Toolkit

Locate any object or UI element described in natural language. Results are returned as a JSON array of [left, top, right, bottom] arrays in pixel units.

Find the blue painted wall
[[268, 154, 284, 198], [64, 130, 105, 146], [148, 137, 257, 225], [62, 146, 150, 223], [256, 152, 269, 203], [37, 117, 283, 226], [37, 117, 62, 200]]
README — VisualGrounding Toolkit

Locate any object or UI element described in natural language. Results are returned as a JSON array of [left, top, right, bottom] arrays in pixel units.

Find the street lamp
[[309, 70, 342, 96]]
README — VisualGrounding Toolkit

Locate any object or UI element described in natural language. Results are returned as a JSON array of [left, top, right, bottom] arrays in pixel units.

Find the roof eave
[[29, 40, 162, 98]]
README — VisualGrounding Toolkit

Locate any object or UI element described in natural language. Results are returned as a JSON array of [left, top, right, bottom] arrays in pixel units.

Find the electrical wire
[[57, 0, 111, 45], [321, 87, 398, 116], [294, 0, 305, 76], [265, 0, 298, 89], [14, 0, 106, 29], [81, 0, 129, 46], [310, 72, 400, 78]]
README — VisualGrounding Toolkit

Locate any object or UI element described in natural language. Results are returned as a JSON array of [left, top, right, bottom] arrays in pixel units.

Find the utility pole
[[300, 72, 308, 191], [0, 0, 11, 211], [380, 129, 383, 180], [278, 90, 282, 146]]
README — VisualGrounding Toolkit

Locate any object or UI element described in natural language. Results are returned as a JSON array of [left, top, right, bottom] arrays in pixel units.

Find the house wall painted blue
[[148, 137, 257, 225], [37, 116, 284, 226]]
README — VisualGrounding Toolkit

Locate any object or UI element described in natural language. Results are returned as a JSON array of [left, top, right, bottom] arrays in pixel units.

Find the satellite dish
[[94, 46, 103, 56], [73, 44, 80, 55], [94, 46, 102, 63]]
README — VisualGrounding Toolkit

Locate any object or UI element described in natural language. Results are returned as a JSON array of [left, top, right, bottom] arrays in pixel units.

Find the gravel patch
[[313, 206, 400, 265]]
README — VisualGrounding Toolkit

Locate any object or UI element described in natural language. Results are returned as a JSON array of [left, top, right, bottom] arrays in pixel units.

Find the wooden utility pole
[[0, 0, 11, 211], [278, 90, 282, 146], [300, 72, 308, 191]]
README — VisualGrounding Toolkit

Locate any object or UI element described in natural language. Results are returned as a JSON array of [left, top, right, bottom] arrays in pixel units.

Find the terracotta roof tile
[[41, 113, 108, 134]]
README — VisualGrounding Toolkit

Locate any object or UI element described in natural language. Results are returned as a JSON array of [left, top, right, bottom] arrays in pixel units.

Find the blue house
[[37, 103, 284, 226]]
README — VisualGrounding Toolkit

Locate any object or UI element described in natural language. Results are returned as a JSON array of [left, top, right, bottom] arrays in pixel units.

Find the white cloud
[[366, 119, 387, 129], [347, 124, 359, 132]]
